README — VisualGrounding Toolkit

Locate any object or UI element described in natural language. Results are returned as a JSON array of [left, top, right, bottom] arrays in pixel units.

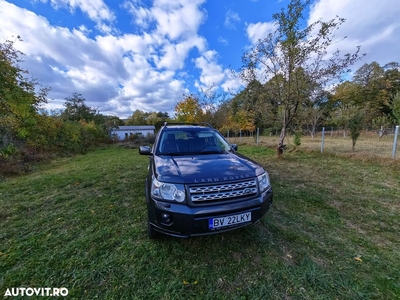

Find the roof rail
[[163, 122, 214, 128]]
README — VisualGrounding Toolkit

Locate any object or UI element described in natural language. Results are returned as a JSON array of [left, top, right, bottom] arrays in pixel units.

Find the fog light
[[161, 213, 171, 223]]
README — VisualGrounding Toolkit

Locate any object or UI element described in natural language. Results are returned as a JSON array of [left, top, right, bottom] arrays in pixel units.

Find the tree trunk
[[277, 127, 286, 157]]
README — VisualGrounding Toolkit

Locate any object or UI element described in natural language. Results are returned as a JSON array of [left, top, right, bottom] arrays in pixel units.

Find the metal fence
[[224, 125, 400, 160]]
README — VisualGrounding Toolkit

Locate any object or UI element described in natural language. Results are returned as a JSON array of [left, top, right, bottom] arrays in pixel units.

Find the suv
[[139, 123, 273, 238]]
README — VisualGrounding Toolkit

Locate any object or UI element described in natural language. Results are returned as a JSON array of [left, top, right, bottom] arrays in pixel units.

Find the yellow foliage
[[174, 95, 204, 123]]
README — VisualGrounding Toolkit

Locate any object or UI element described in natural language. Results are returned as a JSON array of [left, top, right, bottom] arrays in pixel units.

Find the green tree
[[126, 109, 148, 125], [102, 115, 124, 128], [0, 37, 49, 154], [238, 0, 363, 156], [297, 90, 331, 138], [61, 93, 98, 122], [332, 81, 363, 107], [213, 100, 234, 130], [348, 112, 365, 152], [231, 80, 275, 130], [25, 112, 60, 152], [372, 115, 392, 137], [383, 62, 400, 98], [146, 112, 162, 125], [352, 62, 388, 122], [392, 92, 400, 124]]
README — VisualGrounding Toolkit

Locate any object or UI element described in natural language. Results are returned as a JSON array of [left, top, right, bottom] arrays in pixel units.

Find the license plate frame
[[209, 212, 251, 229]]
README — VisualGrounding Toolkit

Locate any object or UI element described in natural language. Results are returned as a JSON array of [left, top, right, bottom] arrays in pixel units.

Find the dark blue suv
[[139, 123, 273, 238]]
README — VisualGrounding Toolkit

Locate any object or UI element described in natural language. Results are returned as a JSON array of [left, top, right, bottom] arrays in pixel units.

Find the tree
[[213, 100, 234, 130], [353, 62, 384, 87], [126, 109, 147, 125], [392, 92, 400, 124], [238, 0, 363, 156], [174, 95, 204, 123], [372, 115, 392, 137], [125, 110, 169, 128], [384, 63, 400, 123], [348, 112, 365, 152], [0, 37, 49, 152], [332, 81, 363, 107], [145, 112, 160, 125], [197, 86, 230, 127], [352, 62, 388, 122], [61, 93, 98, 122], [329, 81, 363, 134], [331, 62, 400, 134], [383, 62, 400, 98], [231, 80, 275, 130], [298, 90, 331, 138]]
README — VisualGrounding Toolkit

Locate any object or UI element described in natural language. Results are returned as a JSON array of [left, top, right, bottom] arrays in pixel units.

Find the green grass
[[1, 145, 400, 299]]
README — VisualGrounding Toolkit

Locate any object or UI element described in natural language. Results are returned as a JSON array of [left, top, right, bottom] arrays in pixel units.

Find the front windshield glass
[[157, 129, 231, 155]]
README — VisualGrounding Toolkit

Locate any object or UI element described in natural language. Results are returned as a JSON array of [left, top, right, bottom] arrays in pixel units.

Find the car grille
[[189, 179, 258, 203]]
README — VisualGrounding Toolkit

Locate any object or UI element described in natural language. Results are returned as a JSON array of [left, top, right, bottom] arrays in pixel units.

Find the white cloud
[[194, 50, 224, 88], [218, 36, 228, 46], [2, 0, 398, 120], [246, 21, 276, 44], [194, 50, 242, 93], [220, 71, 242, 93], [308, 0, 400, 70], [124, 0, 207, 41], [37, 0, 115, 33], [242, 0, 400, 84], [0, 0, 212, 117], [154, 36, 206, 70], [224, 9, 240, 30], [122, 1, 153, 30]]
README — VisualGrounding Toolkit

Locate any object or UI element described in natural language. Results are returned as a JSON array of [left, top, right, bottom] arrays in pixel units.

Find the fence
[[224, 125, 400, 160]]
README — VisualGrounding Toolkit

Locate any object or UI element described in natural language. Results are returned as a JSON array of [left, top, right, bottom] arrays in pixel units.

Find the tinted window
[[157, 129, 230, 154]]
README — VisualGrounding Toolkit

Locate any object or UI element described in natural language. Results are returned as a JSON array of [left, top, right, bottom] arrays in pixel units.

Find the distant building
[[110, 125, 155, 140]]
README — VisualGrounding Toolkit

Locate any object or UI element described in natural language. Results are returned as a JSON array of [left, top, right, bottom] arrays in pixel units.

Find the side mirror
[[139, 146, 152, 155], [231, 144, 238, 151]]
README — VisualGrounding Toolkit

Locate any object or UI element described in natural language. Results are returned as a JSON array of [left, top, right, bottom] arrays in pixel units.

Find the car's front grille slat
[[189, 179, 258, 203]]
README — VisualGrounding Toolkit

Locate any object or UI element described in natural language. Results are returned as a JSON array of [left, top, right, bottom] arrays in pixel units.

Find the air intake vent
[[189, 179, 257, 203]]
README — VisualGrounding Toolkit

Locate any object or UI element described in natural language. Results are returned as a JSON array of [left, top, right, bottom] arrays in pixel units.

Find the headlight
[[258, 172, 271, 192], [151, 177, 186, 203]]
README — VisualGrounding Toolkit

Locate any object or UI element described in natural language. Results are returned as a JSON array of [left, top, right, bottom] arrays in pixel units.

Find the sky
[[1, 0, 399, 118]]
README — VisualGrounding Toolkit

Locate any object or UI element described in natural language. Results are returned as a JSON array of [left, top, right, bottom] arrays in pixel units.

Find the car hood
[[154, 153, 264, 184]]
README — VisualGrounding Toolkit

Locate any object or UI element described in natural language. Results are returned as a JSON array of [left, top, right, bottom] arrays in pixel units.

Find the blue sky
[[1, 0, 399, 118]]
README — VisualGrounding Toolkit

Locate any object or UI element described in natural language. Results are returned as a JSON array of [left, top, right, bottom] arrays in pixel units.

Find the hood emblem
[[193, 174, 252, 183]]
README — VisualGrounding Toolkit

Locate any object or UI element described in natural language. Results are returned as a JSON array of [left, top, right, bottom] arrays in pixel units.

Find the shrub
[[293, 131, 302, 147], [349, 113, 365, 152]]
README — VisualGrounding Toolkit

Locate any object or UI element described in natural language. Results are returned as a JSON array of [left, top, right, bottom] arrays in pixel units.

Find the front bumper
[[147, 188, 273, 238]]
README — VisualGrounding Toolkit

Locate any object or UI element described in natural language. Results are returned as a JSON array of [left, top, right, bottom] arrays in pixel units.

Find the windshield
[[157, 129, 231, 155]]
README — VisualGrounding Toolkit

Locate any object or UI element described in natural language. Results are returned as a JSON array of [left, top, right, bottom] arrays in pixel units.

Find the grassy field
[[1, 145, 399, 299], [228, 131, 399, 159]]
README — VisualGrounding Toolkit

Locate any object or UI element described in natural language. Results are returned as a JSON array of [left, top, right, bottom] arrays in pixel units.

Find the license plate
[[209, 212, 251, 229]]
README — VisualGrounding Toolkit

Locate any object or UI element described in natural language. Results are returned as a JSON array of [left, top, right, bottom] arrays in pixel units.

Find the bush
[[0, 144, 18, 159], [293, 131, 302, 147], [349, 113, 364, 152]]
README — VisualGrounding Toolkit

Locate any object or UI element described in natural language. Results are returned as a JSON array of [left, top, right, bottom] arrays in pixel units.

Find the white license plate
[[209, 212, 251, 229]]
